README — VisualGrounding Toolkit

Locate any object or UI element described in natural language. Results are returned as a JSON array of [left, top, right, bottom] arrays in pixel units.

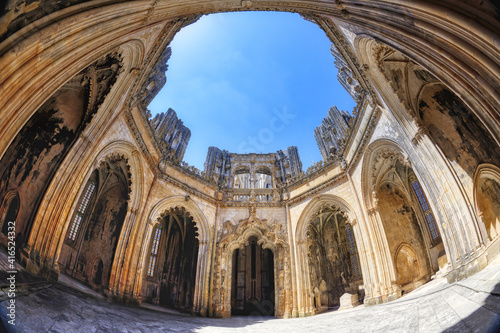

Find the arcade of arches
[[0, 0, 499, 321]]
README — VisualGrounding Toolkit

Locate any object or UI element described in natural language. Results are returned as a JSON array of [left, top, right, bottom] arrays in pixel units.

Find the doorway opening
[[231, 237, 275, 316]]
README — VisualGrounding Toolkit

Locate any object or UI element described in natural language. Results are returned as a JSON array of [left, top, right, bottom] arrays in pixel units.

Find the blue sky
[[148, 11, 356, 170]]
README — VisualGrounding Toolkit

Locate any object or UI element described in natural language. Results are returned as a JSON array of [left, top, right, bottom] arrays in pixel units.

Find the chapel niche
[[59, 156, 130, 291], [231, 237, 275, 316], [306, 205, 363, 311], [417, 83, 500, 179], [372, 153, 440, 292], [475, 169, 500, 243], [143, 207, 199, 312], [0, 53, 122, 251], [376, 45, 500, 182]]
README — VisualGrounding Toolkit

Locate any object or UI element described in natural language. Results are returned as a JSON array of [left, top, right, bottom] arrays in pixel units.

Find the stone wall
[[0, 0, 498, 320]]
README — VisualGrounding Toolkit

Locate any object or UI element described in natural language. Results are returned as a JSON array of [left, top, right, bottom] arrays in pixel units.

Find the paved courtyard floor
[[1, 253, 499, 332]]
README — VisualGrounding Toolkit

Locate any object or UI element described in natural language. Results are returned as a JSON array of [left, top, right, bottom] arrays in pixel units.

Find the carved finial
[[249, 205, 256, 218]]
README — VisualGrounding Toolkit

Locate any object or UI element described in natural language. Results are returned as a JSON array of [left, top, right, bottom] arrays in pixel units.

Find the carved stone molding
[[412, 125, 429, 146]]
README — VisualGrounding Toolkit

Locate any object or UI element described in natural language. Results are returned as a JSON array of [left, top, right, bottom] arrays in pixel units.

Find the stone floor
[[1, 253, 499, 332]]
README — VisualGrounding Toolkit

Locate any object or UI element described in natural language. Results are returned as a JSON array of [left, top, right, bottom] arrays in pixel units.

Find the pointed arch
[[137, 196, 211, 315], [146, 196, 209, 242], [295, 194, 358, 242], [473, 164, 500, 247], [295, 193, 364, 314]]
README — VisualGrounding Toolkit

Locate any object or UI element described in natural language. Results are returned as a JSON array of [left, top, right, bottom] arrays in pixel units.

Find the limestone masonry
[[0, 0, 498, 325]]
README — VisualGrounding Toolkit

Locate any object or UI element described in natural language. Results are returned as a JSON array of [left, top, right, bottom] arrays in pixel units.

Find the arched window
[[410, 176, 440, 241], [255, 166, 273, 189], [147, 225, 162, 277], [68, 180, 96, 241], [345, 223, 361, 278], [234, 167, 251, 188]]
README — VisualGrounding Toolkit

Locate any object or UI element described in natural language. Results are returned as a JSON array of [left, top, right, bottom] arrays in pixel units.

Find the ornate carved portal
[[231, 237, 275, 316], [305, 204, 363, 311], [212, 207, 291, 318]]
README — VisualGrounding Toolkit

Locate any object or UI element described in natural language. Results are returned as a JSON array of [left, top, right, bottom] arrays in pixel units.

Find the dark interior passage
[[231, 237, 275, 316]]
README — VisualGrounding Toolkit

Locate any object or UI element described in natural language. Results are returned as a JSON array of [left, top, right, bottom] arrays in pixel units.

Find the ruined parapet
[[150, 108, 190, 162], [331, 44, 364, 103], [204, 147, 231, 186], [275, 146, 303, 185], [315, 106, 352, 161], [139, 47, 172, 108]]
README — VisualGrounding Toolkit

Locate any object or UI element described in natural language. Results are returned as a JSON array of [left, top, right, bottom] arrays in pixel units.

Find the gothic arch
[[361, 139, 435, 295], [295, 194, 356, 242], [136, 196, 211, 315], [146, 196, 210, 241], [1, 1, 498, 163], [21, 40, 146, 279], [295, 194, 365, 314], [394, 243, 422, 288], [84, 142, 143, 297], [49, 140, 142, 295], [473, 164, 500, 246], [357, 38, 489, 277], [213, 210, 290, 318], [361, 139, 410, 211]]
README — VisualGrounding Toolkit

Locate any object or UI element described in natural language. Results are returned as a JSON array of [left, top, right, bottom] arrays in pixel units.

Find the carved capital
[[412, 125, 428, 145]]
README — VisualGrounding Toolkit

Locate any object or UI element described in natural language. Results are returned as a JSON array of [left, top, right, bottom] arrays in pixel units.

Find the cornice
[[286, 159, 339, 190], [221, 201, 285, 208], [346, 106, 382, 173], [158, 172, 219, 205], [288, 172, 348, 206], [123, 107, 157, 172]]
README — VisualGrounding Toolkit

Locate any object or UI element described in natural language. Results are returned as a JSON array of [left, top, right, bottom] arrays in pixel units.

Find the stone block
[[438, 252, 448, 271], [339, 293, 359, 310]]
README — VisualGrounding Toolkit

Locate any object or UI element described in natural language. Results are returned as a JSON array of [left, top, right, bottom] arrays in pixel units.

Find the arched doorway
[[93, 259, 104, 286], [231, 236, 275, 316], [371, 151, 435, 293], [143, 207, 199, 312], [58, 156, 130, 291], [474, 165, 500, 245], [305, 204, 363, 311]]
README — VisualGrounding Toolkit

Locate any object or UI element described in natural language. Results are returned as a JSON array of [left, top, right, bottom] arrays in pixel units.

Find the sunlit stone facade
[[0, 0, 499, 319]]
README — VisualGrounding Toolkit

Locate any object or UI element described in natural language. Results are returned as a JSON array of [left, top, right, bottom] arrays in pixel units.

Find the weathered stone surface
[[0, 0, 499, 327], [314, 106, 352, 161], [339, 292, 359, 310]]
